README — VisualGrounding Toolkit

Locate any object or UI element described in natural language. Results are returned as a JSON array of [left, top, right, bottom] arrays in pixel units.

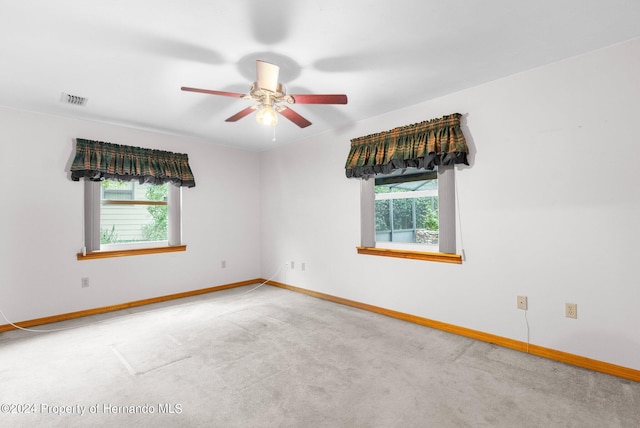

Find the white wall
[[0, 108, 261, 323], [260, 38, 640, 370]]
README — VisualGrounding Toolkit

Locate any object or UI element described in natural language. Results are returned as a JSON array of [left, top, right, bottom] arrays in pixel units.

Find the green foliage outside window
[[375, 198, 438, 232], [142, 184, 168, 241], [374, 183, 438, 232], [101, 180, 130, 189], [100, 225, 119, 244]]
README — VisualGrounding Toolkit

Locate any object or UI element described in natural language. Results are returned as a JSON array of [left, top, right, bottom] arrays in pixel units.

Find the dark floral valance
[[345, 113, 469, 178], [70, 138, 196, 187]]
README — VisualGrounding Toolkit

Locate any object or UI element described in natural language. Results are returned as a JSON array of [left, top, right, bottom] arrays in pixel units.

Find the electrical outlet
[[301, 262, 306, 271], [517, 296, 528, 310], [221, 260, 226, 269], [290, 261, 295, 269], [81, 277, 90, 288], [565, 303, 577, 319]]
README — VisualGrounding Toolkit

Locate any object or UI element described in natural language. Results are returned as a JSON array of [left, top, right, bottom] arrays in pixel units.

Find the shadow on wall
[[459, 113, 476, 170], [550, 330, 640, 374]]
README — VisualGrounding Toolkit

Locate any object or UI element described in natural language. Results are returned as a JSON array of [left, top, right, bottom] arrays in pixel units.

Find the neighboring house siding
[[101, 182, 163, 243], [101, 205, 154, 242]]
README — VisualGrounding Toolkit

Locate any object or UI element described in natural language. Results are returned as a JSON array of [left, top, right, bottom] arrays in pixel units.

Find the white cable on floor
[[0, 262, 288, 334], [202, 262, 287, 302], [0, 309, 86, 333]]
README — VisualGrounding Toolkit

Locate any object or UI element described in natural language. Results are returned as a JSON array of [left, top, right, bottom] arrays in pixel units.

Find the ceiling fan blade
[[289, 94, 348, 104], [181, 87, 245, 98], [225, 106, 257, 122], [256, 60, 279, 93], [278, 106, 312, 128]]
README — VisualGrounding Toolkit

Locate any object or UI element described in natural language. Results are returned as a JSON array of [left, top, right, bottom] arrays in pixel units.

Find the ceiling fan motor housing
[[250, 82, 294, 105]]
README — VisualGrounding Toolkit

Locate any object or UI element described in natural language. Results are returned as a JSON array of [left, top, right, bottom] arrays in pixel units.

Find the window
[[345, 114, 467, 263], [359, 165, 460, 263], [82, 180, 183, 255], [374, 169, 439, 251], [70, 139, 194, 259], [100, 180, 169, 248]]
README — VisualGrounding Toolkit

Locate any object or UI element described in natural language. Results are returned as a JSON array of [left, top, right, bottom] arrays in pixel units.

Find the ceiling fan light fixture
[[256, 104, 278, 126], [181, 59, 348, 129]]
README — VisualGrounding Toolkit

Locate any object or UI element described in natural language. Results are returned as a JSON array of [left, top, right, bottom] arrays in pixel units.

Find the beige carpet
[[111, 334, 190, 375]]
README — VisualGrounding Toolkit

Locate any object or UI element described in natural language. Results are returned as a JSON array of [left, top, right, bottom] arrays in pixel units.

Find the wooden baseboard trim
[[0, 279, 261, 333], [264, 279, 640, 383], [4, 278, 637, 382]]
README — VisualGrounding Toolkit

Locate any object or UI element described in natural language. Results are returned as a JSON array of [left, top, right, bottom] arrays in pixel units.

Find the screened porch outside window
[[374, 170, 439, 249]]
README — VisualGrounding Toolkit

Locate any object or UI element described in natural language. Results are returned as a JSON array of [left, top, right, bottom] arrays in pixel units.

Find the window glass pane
[[374, 170, 438, 245], [102, 181, 168, 202], [375, 199, 391, 242], [141, 183, 169, 202], [102, 181, 134, 200], [416, 196, 439, 245], [100, 181, 168, 244], [392, 198, 414, 230]]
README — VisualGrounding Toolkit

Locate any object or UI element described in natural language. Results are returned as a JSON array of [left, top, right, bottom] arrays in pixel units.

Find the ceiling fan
[[181, 60, 348, 128]]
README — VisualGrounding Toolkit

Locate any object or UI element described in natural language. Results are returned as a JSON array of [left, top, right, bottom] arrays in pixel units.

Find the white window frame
[[360, 165, 456, 255], [83, 180, 182, 253]]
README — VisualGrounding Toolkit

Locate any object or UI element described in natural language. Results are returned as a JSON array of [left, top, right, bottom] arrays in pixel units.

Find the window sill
[[356, 246, 462, 264], [77, 245, 187, 260]]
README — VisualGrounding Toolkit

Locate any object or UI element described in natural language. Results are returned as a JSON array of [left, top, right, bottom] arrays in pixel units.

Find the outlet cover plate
[[517, 296, 528, 310], [565, 303, 577, 319]]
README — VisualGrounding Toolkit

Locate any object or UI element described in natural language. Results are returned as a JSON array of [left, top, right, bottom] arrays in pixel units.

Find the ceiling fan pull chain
[[272, 127, 277, 141]]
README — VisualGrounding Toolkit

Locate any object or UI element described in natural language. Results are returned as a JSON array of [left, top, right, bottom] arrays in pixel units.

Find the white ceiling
[[2, 1, 640, 151]]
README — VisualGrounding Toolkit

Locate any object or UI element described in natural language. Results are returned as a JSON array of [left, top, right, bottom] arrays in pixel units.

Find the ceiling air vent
[[61, 92, 88, 106]]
